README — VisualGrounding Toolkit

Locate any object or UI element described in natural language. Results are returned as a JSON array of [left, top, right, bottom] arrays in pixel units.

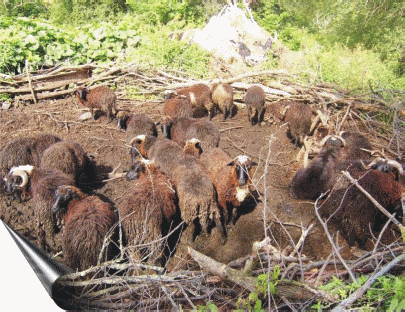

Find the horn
[[11, 169, 29, 188]]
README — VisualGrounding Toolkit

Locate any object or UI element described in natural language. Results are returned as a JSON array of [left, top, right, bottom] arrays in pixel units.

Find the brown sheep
[[210, 83, 234, 120], [51, 185, 118, 271], [202, 149, 258, 227], [160, 117, 220, 152], [337, 131, 372, 161], [40, 140, 96, 187], [165, 83, 215, 119], [75, 86, 116, 123], [129, 135, 183, 178], [163, 95, 193, 120], [245, 85, 266, 126], [3, 165, 75, 252], [318, 168, 405, 249], [122, 159, 181, 266], [116, 111, 158, 143], [289, 136, 347, 200], [183, 138, 203, 158], [284, 102, 312, 147], [0, 133, 62, 176]]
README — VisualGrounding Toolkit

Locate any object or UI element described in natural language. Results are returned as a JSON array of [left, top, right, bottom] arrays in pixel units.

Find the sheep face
[[4, 165, 33, 195], [158, 117, 173, 139], [184, 138, 203, 157], [368, 158, 404, 181], [129, 135, 147, 159], [116, 111, 129, 130], [52, 185, 80, 216], [227, 156, 257, 187], [75, 87, 88, 102], [126, 161, 146, 181]]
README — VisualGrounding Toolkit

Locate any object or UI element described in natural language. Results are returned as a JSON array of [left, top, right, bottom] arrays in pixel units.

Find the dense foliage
[[0, 0, 403, 90]]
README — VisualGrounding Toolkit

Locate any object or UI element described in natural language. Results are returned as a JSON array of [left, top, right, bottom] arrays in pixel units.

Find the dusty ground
[[0, 94, 389, 271]]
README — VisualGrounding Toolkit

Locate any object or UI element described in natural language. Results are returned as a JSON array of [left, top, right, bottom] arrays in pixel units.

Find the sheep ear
[[251, 161, 258, 167], [227, 160, 235, 166], [155, 121, 161, 126]]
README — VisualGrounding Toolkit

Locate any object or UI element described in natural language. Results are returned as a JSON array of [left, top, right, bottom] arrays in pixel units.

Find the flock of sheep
[[0, 81, 403, 272]]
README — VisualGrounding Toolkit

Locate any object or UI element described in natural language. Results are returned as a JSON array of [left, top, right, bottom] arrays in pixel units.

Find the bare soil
[[0, 95, 386, 271]]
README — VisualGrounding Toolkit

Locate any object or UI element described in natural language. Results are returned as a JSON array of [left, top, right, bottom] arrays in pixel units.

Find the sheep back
[[338, 131, 372, 161], [245, 85, 266, 125], [125, 114, 158, 142], [163, 96, 193, 120], [211, 83, 234, 120], [176, 83, 214, 119], [63, 195, 118, 271], [284, 102, 312, 146]]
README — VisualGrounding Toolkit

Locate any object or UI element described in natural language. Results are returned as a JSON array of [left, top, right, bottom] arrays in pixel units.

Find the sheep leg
[[106, 109, 111, 124], [214, 213, 227, 244], [222, 108, 228, 121]]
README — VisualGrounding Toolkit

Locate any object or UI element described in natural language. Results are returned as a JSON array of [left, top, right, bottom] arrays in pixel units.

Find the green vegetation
[[313, 274, 405, 311], [0, 0, 403, 90]]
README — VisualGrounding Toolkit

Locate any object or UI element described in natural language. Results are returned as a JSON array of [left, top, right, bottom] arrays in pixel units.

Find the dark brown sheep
[[129, 135, 183, 178], [0, 133, 62, 176], [116, 111, 158, 142], [245, 85, 266, 126], [210, 83, 234, 120], [202, 149, 258, 227], [75, 86, 116, 123], [161, 117, 220, 152], [3, 165, 75, 252], [51, 185, 118, 271], [318, 169, 405, 249], [337, 131, 372, 161], [122, 160, 181, 266], [289, 136, 346, 200], [40, 140, 96, 186], [183, 138, 203, 158], [163, 95, 193, 120], [284, 102, 312, 147], [165, 83, 215, 119]]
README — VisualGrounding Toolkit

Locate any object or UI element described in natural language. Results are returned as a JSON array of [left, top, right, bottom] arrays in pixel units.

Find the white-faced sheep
[[116, 111, 158, 142], [122, 159, 181, 266], [245, 85, 266, 126], [210, 83, 234, 120], [0, 133, 62, 176], [163, 95, 193, 120], [75, 86, 116, 123], [164, 83, 215, 119], [40, 140, 96, 188], [3, 165, 75, 252], [318, 167, 405, 249], [51, 185, 118, 271], [202, 148, 258, 227], [159, 117, 220, 152], [284, 102, 312, 147]]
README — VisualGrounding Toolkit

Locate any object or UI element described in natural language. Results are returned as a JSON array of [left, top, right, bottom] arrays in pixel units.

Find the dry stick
[[289, 223, 314, 258], [372, 213, 397, 256], [219, 126, 243, 132], [314, 195, 358, 284], [341, 171, 405, 233], [332, 253, 405, 312], [25, 60, 37, 105], [336, 102, 353, 133]]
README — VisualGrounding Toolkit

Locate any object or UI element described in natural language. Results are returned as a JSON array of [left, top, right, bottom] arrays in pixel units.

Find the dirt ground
[[0, 94, 387, 271]]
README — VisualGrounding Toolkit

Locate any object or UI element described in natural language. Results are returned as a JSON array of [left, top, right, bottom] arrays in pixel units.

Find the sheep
[[51, 185, 118, 271], [129, 135, 183, 177], [210, 83, 234, 120], [130, 135, 226, 243], [39, 140, 96, 187], [3, 165, 75, 252], [337, 131, 372, 161], [284, 102, 312, 147], [163, 95, 193, 120], [164, 83, 215, 120], [121, 159, 181, 266], [183, 138, 203, 158], [0, 133, 62, 176], [160, 117, 220, 152], [202, 148, 258, 227], [318, 168, 405, 249], [75, 86, 116, 123], [116, 111, 158, 142], [245, 85, 266, 126], [289, 135, 347, 200]]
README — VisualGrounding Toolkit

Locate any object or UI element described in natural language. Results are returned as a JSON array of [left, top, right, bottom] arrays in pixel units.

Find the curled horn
[[367, 157, 404, 176], [10, 169, 29, 188], [319, 134, 346, 147], [129, 135, 146, 146]]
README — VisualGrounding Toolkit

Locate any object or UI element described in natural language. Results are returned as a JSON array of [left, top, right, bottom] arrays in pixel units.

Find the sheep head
[[368, 158, 404, 181], [184, 138, 202, 157], [129, 134, 148, 160], [52, 185, 83, 216], [4, 165, 34, 195], [75, 87, 88, 102], [116, 111, 130, 130], [227, 155, 257, 187]]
